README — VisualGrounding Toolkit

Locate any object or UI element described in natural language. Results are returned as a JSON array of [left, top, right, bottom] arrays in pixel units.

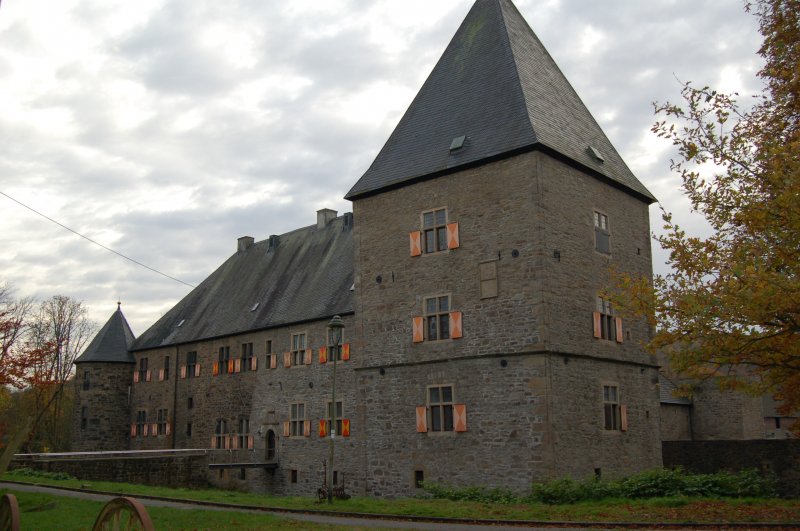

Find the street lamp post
[[326, 315, 344, 504]]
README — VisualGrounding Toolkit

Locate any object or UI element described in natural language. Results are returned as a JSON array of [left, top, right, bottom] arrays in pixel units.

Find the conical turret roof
[[75, 305, 135, 364], [346, 0, 654, 203]]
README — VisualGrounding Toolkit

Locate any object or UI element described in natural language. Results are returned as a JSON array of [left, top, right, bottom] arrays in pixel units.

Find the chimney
[[268, 235, 280, 251], [317, 208, 338, 229], [237, 236, 254, 252], [343, 212, 354, 231]]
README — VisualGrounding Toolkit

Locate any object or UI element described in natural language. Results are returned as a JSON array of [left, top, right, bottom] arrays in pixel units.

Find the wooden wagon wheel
[[0, 493, 20, 531], [92, 497, 154, 531]]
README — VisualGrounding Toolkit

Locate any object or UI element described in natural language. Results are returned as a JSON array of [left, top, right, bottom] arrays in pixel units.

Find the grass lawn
[[0, 490, 371, 530], [3, 470, 799, 525]]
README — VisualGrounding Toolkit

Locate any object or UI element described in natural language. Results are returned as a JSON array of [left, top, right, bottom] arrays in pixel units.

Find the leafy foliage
[[9, 467, 75, 481], [420, 482, 520, 504], [612, 0, 800, 422], [528, 468, 778, 504]]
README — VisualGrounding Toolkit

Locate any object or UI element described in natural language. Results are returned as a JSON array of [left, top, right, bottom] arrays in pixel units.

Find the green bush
[[421, 482, 522, 504], [529, 468, 778, 504], [7, 467, 75, 481]]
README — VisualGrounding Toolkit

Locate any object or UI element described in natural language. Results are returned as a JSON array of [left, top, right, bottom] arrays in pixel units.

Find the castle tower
[[72, 304, 136, 451], [346, 0, 660, 495]]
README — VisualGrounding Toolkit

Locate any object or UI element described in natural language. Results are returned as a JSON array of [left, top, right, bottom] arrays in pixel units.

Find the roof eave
[[346, 143, 657, 204]]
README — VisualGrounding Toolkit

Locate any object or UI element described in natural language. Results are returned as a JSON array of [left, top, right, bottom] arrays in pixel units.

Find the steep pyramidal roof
[[75, 305, 136, 364], [346, 0, 655, 202], [132, 216, 354, 351]]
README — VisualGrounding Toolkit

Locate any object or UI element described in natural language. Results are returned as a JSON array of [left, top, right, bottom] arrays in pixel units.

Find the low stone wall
[[663, 440, 800, 497], [11, 450, 210, 489]]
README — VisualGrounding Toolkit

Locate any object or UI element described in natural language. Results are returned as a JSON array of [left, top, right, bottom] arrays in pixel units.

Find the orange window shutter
[[319, 346, 327, 364], [283, 421, 290, 437], [416, 406, 428, 433], [270, 354, 277, 369], [211, 436, 217, 449], [146, 370, 152, 382], [409, 231, 422, 257], [284, 352, 291, 368], [593, 312, 602, 339], [342, 343, 350, 361], [412, 317, 424, 343], [251, 357, 258, 371], [342, 419, 350, 437], [166, 423, 171, 436], [248, 435, 254, 450], [195, 364, 201, 377], [454, 404, 467, 432], [449, 311, 463, 339], [213, 361, 220, 376], [232, 436, 239, 449], [158, 368, 165, 381], [151, 423, 157, 436], [319, 419, 328, 438], [180, 366, 187, 379], [621, 405, 628, 432], [223, 436, 230, 449], [133, 371, 139, 383], [304, 420, 311, 437], [130, 424, 136, 438], [615, 317, 624, 343], [228, 360, 235, 374], [236, 359, 242, 373], [143, 424, 149, 437], [447, 222, 460, 249], [304, 349, 312, 365]]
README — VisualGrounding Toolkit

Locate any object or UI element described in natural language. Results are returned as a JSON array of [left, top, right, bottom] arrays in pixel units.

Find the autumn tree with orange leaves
[[615, 0, 799, 423]]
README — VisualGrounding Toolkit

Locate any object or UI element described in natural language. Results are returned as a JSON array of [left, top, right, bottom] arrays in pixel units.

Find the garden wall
[[11, 450, 210, 489]]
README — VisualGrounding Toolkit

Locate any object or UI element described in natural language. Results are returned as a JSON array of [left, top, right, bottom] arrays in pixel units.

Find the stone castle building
[[73, 0, 666, 497]]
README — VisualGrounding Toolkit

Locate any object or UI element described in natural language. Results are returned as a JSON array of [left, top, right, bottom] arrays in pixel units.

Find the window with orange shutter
[[428, 385, 454, 432]]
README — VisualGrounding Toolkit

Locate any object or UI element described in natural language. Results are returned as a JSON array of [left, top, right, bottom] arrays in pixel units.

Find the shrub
[[529, 468, 778, 504], [7, 467, 75, 481], [421, 482, 522, 504]]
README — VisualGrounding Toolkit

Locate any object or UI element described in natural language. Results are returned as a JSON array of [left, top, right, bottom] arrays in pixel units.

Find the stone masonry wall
[[358, 355, 549, 498], [660, 404, 692, 441], [12, 452, 209, 489], [690, 381, 765, 440], [129, 315, 362, 496], [72, 362, 135, 452], [548, 355, 663, 479], [351, 150, 660, 495]]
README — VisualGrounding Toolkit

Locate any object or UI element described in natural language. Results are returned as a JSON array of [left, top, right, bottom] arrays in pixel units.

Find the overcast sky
[[0, 0, 763, 336]]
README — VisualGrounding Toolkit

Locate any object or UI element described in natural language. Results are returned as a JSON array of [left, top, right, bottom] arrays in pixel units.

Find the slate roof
[[75, 306, 136, 364], [659, 373, 692, 405], [131, 216, 354, 351], [345, 0, 655, 203]]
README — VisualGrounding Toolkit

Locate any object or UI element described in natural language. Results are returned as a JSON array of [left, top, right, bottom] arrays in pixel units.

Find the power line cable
[[0, 190, 196, 288]]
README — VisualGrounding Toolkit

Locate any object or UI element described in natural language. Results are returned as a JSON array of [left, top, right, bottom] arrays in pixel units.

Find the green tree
[[615, 0, 799, 420]]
